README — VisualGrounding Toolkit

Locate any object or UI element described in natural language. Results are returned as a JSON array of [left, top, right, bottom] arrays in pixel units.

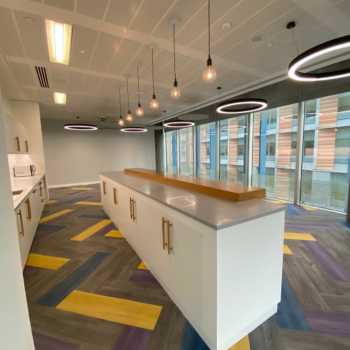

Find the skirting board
[[48, 181, 99, 189]]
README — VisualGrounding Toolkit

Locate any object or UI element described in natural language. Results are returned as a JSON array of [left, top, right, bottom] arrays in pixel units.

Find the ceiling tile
[[130, 0, 176, 34], [90, 33, 119, 72], [0, 7, 24, 57], [15, 10, 48, 61], [105, 0, 143, 28], [70, 25, 99, 69], [8, 61, 35, 86], [76, 0, 108, 20], [44, 0, 75, 11]]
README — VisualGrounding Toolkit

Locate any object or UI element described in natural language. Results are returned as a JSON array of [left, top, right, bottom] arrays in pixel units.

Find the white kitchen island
[[100, 171, 285, 350]]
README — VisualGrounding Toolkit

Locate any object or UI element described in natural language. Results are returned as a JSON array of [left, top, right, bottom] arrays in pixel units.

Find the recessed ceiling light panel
[[46, 19, 72, 65], [120, 127, 148, 133], [53, 92, 67, 105], [216, 99, 268, 115], [288, 35, 350, 82], [163, 121, 195, 128], [64, 124, 98, 131]]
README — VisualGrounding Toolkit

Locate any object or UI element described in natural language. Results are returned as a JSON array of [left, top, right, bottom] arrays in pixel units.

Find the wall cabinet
[[5, 116, 29, 154]]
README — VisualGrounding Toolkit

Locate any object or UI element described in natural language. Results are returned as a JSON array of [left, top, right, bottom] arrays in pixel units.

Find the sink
[[12, 190, 23, 196]]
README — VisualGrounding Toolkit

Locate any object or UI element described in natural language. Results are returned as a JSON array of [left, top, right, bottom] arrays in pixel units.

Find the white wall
[[42, 119, 156, 187], [0, 91, 35, 349]]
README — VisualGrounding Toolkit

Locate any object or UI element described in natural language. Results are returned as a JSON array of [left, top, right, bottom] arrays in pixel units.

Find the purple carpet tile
[[305, 241, 350, 282], [112, 326, 152, 350], [36, 224, 65, 235], [305, 311, 350, 337], [129, 270, 161, 287], [33, 332, 79, 350]]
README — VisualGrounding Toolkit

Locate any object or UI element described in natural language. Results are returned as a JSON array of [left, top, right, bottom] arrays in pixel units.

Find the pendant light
[[202, 0, 216, 82], [149, 47, 160, 110], [135, 64, 144, 116], [117, 87, 124, 127], [125, 77, 133, 122], [170, 23, 181, 98]]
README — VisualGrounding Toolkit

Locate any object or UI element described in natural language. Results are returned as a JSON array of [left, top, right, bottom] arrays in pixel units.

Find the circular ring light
[[288, 35, 350, 82], [120, 127, 148, 133], [64, 123, 98, 131], [163, 121, 195, 128], [216, 99, 268, 115]]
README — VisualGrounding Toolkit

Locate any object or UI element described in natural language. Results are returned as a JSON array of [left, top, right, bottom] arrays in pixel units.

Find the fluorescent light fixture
[[53, 92, 67, 105], [46, 19, 72, 65], [64, 124, 98, 131], [216, 99, 268, 115], [288, 35, 350, 82]]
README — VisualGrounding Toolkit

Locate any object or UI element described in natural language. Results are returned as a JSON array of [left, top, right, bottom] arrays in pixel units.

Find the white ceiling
[[0, 0, 348, 126]]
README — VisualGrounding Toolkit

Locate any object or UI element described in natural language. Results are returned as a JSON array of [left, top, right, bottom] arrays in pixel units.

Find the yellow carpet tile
[[57, 290, 162, 330], [229, 336, 250, 350], [283, 245, 293, 256], [284, 232, 316, 241], [71, 219, 112, 241], [105, 230, 123, 238], [74, 201, 102, 206], [40, 209, 74, 224], [137, 261, 148, 270], [26, 253, 69, 270]]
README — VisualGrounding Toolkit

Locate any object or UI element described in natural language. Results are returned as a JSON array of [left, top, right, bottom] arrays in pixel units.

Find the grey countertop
[[101, 171, 286, 230], [12, 174, 45, 209]]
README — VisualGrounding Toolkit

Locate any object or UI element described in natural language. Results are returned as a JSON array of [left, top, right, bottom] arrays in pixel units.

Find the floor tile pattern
[[24, 186, 350, 349]]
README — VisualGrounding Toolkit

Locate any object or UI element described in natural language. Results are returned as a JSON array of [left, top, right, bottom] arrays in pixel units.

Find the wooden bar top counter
[[124, 168, 265, 202]]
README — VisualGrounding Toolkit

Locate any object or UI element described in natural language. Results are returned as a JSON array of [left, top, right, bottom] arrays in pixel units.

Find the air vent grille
[[35, 66, 49, 88]]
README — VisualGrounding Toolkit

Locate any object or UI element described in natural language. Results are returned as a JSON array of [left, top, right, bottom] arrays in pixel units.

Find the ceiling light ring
[[164, 121, 195, 128], [120, 127, 148, 133], [216, 99, 268, 115], [64, 124, 98, 131], [288, 35, 350, 82]]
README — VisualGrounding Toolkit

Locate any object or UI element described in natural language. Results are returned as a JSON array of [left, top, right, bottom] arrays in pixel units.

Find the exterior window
[[165, 130, 177, 175], [197, 122, 217, 179], [179, 127, 194, 176]]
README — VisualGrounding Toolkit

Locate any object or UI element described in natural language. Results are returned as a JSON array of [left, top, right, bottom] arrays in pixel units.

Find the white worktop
[[11, 174, 45, 209], [101, 171, 286, 229]]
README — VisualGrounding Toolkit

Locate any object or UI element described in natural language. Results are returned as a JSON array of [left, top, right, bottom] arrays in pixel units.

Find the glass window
[[197, 122, 217, 179], [179, 127, 194, 176], [165, 130, 178, 176], [252, 103, 297, 201], [301, 94, 350, 212], [219, 116, 247, 183]]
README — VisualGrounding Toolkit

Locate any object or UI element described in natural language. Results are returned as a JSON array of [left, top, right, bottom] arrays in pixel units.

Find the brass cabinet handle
[[103, 181, 106, 195], [15, 136, 21, 152], [25, 140, 29, 153], [39, 182, 43, 197], [17, 210, 24, 236], [25, 199, 32, 220], [167, 221, 173, 254], [113, 188, 118, 205], [129, 198, 133, 219], [161, 217, 167, 250], [132, 199, 136, 221]]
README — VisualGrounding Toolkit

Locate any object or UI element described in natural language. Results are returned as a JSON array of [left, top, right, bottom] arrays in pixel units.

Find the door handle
[[166, 221, 173, 254], [26, 199, 32, 220], [15, 136, 21, 152], [103, 181, 106, 195], [113, 188, 118, 205], [17, 210, 24, 236], [132, 199, 136, 221], [161, 217, 167, 250], [129, 198, 133, 220], [25, 140, 29, 153]]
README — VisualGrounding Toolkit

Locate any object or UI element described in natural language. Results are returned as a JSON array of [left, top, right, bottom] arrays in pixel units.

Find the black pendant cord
[[137, 63, 141, 106], [173, 23, 177, 85], [151, 47, 156, 98], [126, 77, 130, 111], [208, 0, 211, 61], [118, 87, 122, 117]]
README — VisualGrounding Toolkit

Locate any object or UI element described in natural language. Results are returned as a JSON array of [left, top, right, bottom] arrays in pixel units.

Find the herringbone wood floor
[[24, 186, 350, 349]]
